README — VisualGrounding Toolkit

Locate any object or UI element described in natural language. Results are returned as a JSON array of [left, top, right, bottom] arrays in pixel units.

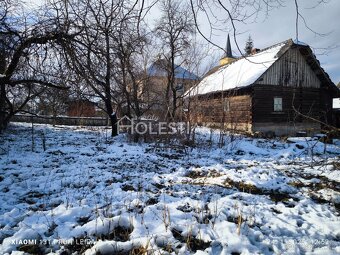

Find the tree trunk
[[0, 45, 7, 132], [172, 87, 177, 121], [0, 82, 7, 132], [110, 112, 118, 137]]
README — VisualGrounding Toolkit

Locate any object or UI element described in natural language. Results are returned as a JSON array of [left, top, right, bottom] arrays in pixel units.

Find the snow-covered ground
[[0, 123, 339, 255]]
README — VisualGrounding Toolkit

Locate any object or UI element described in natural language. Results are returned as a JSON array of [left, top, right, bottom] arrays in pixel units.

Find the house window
[[224, 99, 230, 112], [274, 97, 282, 112], [175, 83, 184, 94]]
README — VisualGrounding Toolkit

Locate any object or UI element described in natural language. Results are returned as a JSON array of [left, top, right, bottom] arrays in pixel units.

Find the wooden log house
[[186, 38, 340, 136]]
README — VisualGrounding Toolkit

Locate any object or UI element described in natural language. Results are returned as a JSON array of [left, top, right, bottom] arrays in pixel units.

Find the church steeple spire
[[219, 33, 235, 66], [225, 34, 232, 58]]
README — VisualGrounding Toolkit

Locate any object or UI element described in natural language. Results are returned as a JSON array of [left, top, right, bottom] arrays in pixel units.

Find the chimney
[[251, 48, 260, 55]]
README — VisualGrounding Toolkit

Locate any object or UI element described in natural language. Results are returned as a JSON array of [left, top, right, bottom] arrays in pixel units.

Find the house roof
[[147, 59, 199, 80], [186, 39, 338, 97]]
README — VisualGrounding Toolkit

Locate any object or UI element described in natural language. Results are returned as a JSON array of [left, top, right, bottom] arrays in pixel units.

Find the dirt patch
[[105, 178, 121, 186], [195, 214, 212, 224], [309, 193, 340, 212], [289, 175, 340, 192], [271, 207, 282, 214], [177, 203, 194, 213], [26, 191, 45, 198], [226, 215, 245, 224], [121, 184, 136, 192], [48, 150, 66, 156], [18, 244, 44, 255], [96, 246, 147, 255], [20, 191, 46, 205], [224, 178, 297, 204], [224, 178, 261, 194], [171, 228, 211, 252], [185, 170, 206, 179], [269, 193, 293, 203], [153, 182, 166, 189], [77, 216, 91, 226], [99, 225, 134, 242], [45, 222, 57, 237], [145, 197, 158, 205], [332, 161, 340, 169]]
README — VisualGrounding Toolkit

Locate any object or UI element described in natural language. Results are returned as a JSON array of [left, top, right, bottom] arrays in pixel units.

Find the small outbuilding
[[67, 99, 98, 117]]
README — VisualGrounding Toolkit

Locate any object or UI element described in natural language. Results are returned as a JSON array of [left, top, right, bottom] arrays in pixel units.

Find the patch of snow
[[315, 189, 340, 204], [333, 98, 340, 109], [0, 123, 339, 254]]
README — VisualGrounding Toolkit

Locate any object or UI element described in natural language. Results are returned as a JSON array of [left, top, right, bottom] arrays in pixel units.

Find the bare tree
[[0, 0, 332, 134], [155, 0, 195, 121], [56, 0, 149, 136], [188, 0, 331, 59], [36, 87, 69, 117], [113, 20, 150, 120], [0, 0, 73, 132]]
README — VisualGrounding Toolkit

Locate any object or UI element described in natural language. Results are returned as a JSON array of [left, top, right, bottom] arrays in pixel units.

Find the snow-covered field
[[0, 123, 339, 255]]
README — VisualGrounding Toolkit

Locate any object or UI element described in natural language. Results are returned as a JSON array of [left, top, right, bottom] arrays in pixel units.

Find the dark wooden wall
[[257, 47, 321, 88], [252, 85, 320, 123], [320, 86, 337, 126], [252, 45, 335, 128]]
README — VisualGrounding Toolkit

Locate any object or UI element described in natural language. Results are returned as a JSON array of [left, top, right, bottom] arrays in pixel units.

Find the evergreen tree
[[244, 35, 253, 55]]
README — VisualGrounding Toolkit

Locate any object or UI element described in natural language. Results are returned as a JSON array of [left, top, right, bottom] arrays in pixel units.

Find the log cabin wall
[[190, 91, 252, 132], [320, 86, 335, 126], [251, 85, 321, 135]]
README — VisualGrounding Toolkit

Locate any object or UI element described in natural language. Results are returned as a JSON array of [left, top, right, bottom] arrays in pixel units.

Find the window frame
[[224, 98, 230, 112], [273, 97, 283, 112]]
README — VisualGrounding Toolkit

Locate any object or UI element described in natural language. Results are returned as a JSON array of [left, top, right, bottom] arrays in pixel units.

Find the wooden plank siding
[[252, 85, 320, 123], [257, 47, 321, 88], [320, 86, 336, 126], [190, 93, 252, 131]]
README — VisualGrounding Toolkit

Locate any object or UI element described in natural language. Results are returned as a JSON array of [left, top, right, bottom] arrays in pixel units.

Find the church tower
[[219, 34, 236, 66]]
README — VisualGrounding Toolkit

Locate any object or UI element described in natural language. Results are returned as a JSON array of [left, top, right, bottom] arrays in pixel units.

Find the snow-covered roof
[[148, 59, 199, 80], [186, 40, 290, 97]]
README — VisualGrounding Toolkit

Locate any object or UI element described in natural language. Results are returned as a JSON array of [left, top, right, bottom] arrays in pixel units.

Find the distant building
[[67, 99, 98, 117], [186, 37, 340, 136], [141, 59, 199, 119]]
